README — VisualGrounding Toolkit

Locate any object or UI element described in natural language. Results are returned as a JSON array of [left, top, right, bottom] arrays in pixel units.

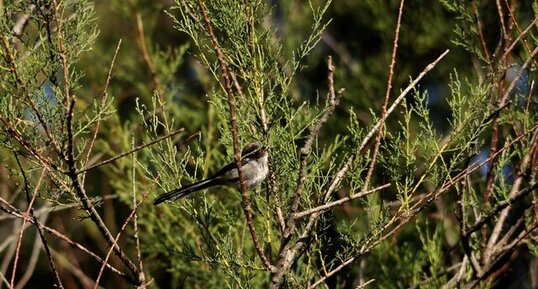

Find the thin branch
[[356, 279, 376, 289], [93, 174, 159, 289], [51, 0, 141, 280], [464, 182, 538, 237], [0, 32, 64, 159], [311, 120, 538, 289], [195, 0, 275, 272], [133, 10, 171, 137], [286, 55, 341, 234], [269, 56, 345, 288], [269, 49, 450, 289], [76, 128, 185, 174], [361, 0, 405, 193], [500, 16, 538, 64], [0, 116, 60, 171], [294, 184, 390, 219], [81, 39, 122, 184], [14, 213, 45, 289], [0, 198, 132, 282], [10, 167, 47, 288], [472, 1, 491, 63], [131, 136, 146, 289], [0, 271, 12, 289], [50, 247, 103, 289], [135, 12, 165, 102], [324, 49, 450, 202], [500, 44, 538, 105], [308, 256, 356, 289], [14, 154, 63, 288]]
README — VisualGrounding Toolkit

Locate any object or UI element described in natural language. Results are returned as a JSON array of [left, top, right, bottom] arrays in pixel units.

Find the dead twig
[[362, 0, 405, 194], [93, 174, 159, 289], [76, 128, 185, 175], [293, 184, 390, 219]]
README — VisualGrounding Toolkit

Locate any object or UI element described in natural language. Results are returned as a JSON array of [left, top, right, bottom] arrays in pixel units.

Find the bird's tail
[[153, 178, 220, 205]]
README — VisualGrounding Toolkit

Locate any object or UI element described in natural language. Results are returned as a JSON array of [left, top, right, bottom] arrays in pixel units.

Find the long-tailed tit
[[153, 142, 268, 205]]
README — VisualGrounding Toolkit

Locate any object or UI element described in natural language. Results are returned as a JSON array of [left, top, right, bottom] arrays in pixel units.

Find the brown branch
[[323, 49, 450, 203], [135, 12, 165, 101], [308, 256, 356, 289], [500, 44, 538, 105], [81, 39, 122, 184], [464, 222, 538, 289], [269, 56, 343, 288], [286, 55, 341, 235], [49, 247, 97, 289], [76, 128, 185, 174], [495, 0, 508, 44], [93, 174, 159, 289], [131, 136, 146, 289], [0, 198, 134, 283], [270, 49, 450, 289], [361, 0, 405, 194], [195, 0, 275, 272], [133, 9, 171, 138], [472, 0, 491, 63], [499, 16, 538, 65], [14, 154, 63, 288], [0, 116, 60, 171], [51, 0, 141, 281], [503, 0, 538, 67], [311, 120, 538, 289], [10, 167, 47, 288], [463, 182, 538, 238], [293, 184, 390, 219]]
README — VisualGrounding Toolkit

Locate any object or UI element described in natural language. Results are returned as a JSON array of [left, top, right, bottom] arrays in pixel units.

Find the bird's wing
[[209, 156, 256, 181]]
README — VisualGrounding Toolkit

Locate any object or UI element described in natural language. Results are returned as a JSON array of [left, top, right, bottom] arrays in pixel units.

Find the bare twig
[[10, 167, 47, 288], [0, 271, 11, 289], [50, 247, 103, 289], [324, 49, 450, 203], [134, 12, 165, 103], [499, 16, 538, 64], [270, 49, 450, 289], [483, 119, 538, 264], [356, 279, 375, 289], [14, 154, 63, 288], [14, 213, 46, 289], [93, 174, 159, 289], [310, 111, 537, 289], [0, 197, 133, 282], [464, 182, 538, 238], [0, 116, 60, 171], [309, 256, 356, 288], [81, 39, 123, 184], [500, 45, 538, 105], [286, 55, 341, 235], [472, 1, 491, 63], [361, 0, 405, 193], [131, 136, 146, 289], [294, 184, 391, 219], [76, 128, 185, 174]]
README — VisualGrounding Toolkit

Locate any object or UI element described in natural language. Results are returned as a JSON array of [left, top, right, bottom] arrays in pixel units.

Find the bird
[[153, 142, 269, 205]]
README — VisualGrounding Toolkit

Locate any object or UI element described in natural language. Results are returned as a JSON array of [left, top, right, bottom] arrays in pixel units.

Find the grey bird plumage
[[153, 142, 268, 205]]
